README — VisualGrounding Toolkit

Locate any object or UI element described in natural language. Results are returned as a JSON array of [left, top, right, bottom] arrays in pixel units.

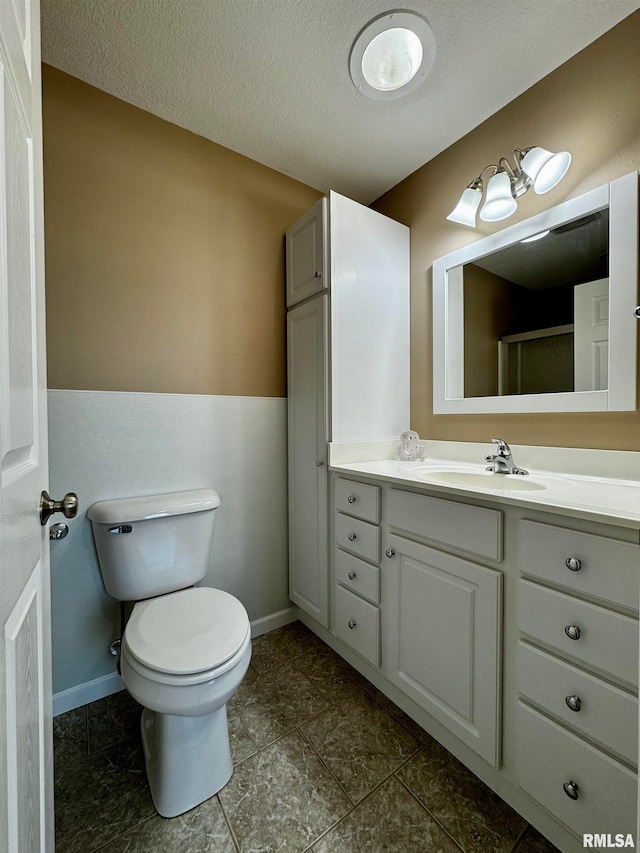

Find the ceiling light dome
[[350, 11, 436, 100]]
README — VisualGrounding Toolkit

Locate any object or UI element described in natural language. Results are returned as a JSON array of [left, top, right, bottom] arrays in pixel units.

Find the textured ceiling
[[40, 0, 640, 204]]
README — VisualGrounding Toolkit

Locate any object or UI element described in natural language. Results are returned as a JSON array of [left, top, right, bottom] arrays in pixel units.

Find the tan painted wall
[[43, 65, 321, 397], [463, 265, 516, 399], [373, 12, 640, 451]]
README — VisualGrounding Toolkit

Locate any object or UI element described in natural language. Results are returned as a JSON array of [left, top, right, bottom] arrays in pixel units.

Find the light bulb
[[447, 186, 483, 227], [480, 172, 517, 222], [521, 147, 571, 194]]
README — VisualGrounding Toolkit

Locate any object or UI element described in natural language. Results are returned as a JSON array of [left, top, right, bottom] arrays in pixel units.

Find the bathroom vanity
[[298, 445, 640, 853], [286, 175, 640, 852]]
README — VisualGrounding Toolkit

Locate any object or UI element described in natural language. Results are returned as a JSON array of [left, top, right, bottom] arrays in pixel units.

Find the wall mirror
[[433, 171, 638, 413]]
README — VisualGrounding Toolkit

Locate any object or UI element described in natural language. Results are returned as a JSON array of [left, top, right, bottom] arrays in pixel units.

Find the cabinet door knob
[[348, 532, 357, 541], [347, 571, 357, 580], [563, 781, 579, 800], [565, 556, 582, 572], [316, 460, 324, 467], [564, 625, 581, 641], [348, 619, 357, 630], [314, 270, 323, 278], [385, 548, 395, 558], [565, 695, 582, 712], [347, 495, 357, 504]]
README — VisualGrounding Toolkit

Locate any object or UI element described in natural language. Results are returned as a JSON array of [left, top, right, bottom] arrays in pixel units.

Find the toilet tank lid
[[87, 489, 220, 524]]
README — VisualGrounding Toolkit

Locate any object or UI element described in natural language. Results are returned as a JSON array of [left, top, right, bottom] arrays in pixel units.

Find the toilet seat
[[124, 587, 250, 677], [122, 627, 251, 687]]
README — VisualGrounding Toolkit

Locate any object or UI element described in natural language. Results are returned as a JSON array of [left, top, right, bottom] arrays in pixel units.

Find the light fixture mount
[[350, 10, 436, 101]]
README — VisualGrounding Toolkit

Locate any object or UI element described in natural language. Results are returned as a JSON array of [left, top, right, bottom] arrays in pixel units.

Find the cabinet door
[[287, 296, 328, 626], [385, 534, 502, 766], [286, 198, 327, 307]]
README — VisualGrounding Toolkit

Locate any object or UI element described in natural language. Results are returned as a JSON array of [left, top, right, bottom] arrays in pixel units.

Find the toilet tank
[[87, 489, 220, 601]]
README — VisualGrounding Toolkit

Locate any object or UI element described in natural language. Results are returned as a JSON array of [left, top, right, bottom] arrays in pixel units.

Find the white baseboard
[[53, 671, 125, 717], [250, 605, 299, 639], [53, 605, 300, 716]]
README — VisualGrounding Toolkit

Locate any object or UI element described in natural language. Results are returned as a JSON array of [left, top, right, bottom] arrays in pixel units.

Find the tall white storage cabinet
[[286, 191, 410, 627]]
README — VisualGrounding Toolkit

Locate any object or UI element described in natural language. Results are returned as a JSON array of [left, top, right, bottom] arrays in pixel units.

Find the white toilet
[[87, 489, 251, 818]]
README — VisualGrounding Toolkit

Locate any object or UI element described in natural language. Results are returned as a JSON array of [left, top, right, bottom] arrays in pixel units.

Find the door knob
[[40, 490, 78, 526]]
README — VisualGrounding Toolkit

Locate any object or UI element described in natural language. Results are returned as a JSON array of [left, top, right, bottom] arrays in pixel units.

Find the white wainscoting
[[48, 390, 292, 709]]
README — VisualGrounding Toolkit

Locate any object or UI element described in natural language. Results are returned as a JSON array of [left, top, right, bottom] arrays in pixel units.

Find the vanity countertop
[[329, 456, 640, 530]]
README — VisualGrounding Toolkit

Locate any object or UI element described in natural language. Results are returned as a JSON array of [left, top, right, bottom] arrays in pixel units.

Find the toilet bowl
[[87, 489, 252, 818], [119, 586, 251, 817]]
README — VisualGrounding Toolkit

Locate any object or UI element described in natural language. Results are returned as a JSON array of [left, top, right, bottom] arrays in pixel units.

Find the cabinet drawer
[[519, 580, 638, 687], [387, 489, 502, 561], [518, 520, 639, 611], [518, 642, 638, 765], [516, 703, 637, 840], [335, 550, 379, 605], [335, 478, 380, 523], [335, 513, 380, 563], [334, 585, 380, 667]]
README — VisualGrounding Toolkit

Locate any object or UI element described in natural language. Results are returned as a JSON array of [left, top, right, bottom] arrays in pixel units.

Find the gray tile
[[250, 621, 320, 672], [218, 730, 350, 853], [98, 796, 236, 852], [87, 689, 142, 755], [294, 641, 368, 704], [53, 706, 87, 769], [302, 688, 420, 803], [398, 743, 526, 853], [519, 825, 562, 853], [363, 682, 432, 744], [227, 703, 258, 765], [234, 659, 330, 748], [313, 776, 461, 853], [55, 735, 154, 853]]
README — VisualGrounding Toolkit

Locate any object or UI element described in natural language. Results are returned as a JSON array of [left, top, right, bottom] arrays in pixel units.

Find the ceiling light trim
[[349, 10, 436, 101]]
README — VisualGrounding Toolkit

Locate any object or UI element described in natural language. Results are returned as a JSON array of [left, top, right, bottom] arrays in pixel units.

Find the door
[[0, 1, 54, 850], [574, 277, 609, 392], [287, 296, 328, 627], [385, 535, 502, 767], [285, 197, 327, 308]]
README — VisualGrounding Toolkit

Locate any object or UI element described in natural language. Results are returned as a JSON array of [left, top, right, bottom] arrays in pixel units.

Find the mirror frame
[[433, 171, 638, 414]]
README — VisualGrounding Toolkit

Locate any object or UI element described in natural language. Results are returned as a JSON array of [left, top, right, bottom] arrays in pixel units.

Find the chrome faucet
[[485, 438, 528, 475]]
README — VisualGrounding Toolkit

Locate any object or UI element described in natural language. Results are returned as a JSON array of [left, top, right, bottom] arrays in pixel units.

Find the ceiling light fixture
[[350, 10, 436, 100], [447, 147, 571, 228]]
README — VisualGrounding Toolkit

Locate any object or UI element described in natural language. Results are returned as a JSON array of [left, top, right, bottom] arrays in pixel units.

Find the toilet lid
[[124, 587, 250, 675]]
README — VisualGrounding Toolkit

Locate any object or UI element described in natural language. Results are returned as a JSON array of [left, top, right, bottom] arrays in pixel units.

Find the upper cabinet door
[[286, 197, 327, 307]]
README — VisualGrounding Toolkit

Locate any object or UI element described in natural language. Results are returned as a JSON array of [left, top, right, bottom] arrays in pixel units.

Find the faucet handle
[[491, 438, 510, 456]]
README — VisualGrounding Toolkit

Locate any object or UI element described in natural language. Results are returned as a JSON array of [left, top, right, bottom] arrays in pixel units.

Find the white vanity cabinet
[[384, 488, 503, 767], [307, 469, 640, 853], [333, 479, 382, 666], [514, 518, 639, 840], [286, 193, 409, 627]]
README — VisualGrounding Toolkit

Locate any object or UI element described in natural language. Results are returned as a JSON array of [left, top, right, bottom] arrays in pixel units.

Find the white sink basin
[[415, 470, 547, 491]]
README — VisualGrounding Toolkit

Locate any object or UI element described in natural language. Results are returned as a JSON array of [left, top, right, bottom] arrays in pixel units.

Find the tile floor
[[54, 621, 561, 853]]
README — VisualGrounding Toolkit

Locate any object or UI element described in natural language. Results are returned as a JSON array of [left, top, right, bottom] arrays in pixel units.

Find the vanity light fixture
[[447, 147, 571, 228], [349, 10, 436, 100]]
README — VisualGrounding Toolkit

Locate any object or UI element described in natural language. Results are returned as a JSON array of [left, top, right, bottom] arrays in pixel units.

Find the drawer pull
[[565, 556, 582, 572], [347, 495, 357, 504], [348, 619, 357, 630], [565, 695, 582, 712], [347, 571, 357, 580], [564, 625, 581, 641], [385, 548, 395, 558], [562, 780, 580, 801], [348, 532, 357, 542]]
